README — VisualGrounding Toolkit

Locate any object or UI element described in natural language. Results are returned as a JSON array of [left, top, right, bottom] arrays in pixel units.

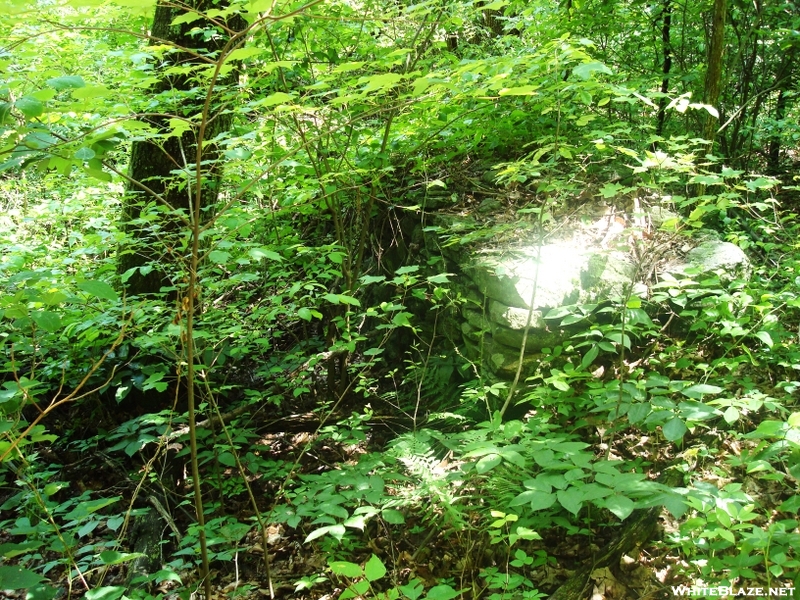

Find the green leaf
[[400, 580, 425, 600], [319, 502, 349, 519], [84, 587, 126, 600], [99, 550, 146, 565], [257, 91, 293, 107], [722, 406, 739, 424], [31, 310, 62, 333], [579, 344, 599, 371], [77, 280, 119, 302], [628, 403, 650, 424], [217, 451, 237, 467], [74, 146, 96, 160], [528, 491, 557, 511], [47, 75, 86, 90], [72, 85, 111, 99], [249, 247, 282, 261], [557, 488, 583, 515], [425, 584, 461, 600], [343, 515, 367, 530], [362, 73, 402, 92], [364, 554, 387, 582], [662, 417, 688, 441], [226, 46, 265, 62], [603, 495, 635, 520], [15, 96, 44, 118], [475, 453, 502, 474], [754, 330, 773, 348], [298, 307, 322, 321], [329, 560, 363, 578], [337, 294, 361, 306], [681, 384, 722, 399], [209, 250, 230, 264], [499, 85, 538, 96], [572, 61, 613, 80], [341, 579, 370, 600], [0, 565, 43, 588], [381, 509, 405, 524], [24, 583, 57, 600]]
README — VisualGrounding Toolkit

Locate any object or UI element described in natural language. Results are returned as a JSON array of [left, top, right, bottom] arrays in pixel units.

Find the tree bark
[[655, 0, 672, 139], [703, 0, 727, 145], [119, 1, 243, 296]]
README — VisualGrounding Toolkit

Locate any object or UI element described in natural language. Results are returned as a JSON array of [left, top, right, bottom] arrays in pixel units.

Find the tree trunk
[[703, 0, 727, 144], [118, 1, 243, 296], [655, 0, 672, 139]]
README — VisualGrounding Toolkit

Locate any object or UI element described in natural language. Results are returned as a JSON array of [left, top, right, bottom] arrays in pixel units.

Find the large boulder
[[427, 203, 751, 380]]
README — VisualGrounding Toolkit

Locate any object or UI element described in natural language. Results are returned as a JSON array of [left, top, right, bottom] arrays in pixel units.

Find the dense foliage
[[1, 0, 799, 598]]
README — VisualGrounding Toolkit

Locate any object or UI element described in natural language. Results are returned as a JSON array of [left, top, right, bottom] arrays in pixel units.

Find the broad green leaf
[[15, 96, 44, 118], [217, 452, 236, 467], [599, 182, 624, 198], [31, 310, 61, 333], [77, 280, 119, 302], [257, 92, 293, 108], [400, 580, 424, 600], [499, 85, 538, 96], [0, 541, 42, 559], [499, 448, 525, 468], [340, 580, 370, 600], [319, 503, 349, 519], [579, 344, 599, 370], [425, 584, 461, 600], [572, 61, 613, 80], [362, 73, 402, 92], [343, 515, 367, 530], [99, 550, 146, 565], [72, 85, 111, 99], [249, 247, 282, 261], [754, 330, 773, 348], [603, 495, 634, 520], [628, 403, 651, 424], [381, 509, 405, 524], [84, 587, 126, 600], [74, 147, 95, 160], [364, 554, 387, 582], [328, 560, 363, 578], [170, 10, 203, 25], [557, 489, 583, 515], [681, 384, 722, 399], [0, 565, 43, 589], [678, 401, 719, 422], [528, 491, 557, 511], [509, 490, 538, 507], [224, 147, 252, 160], [46, 75, 85, 90], [209, 250, 230, 264], [722, 406, 739, 424], [662, 417, 688, 441], [227, 47, 265, 61], [475, 453, 502, 474]]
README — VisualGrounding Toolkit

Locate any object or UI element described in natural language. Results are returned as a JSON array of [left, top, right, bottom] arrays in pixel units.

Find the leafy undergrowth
[[3, 169, 800, 598]]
